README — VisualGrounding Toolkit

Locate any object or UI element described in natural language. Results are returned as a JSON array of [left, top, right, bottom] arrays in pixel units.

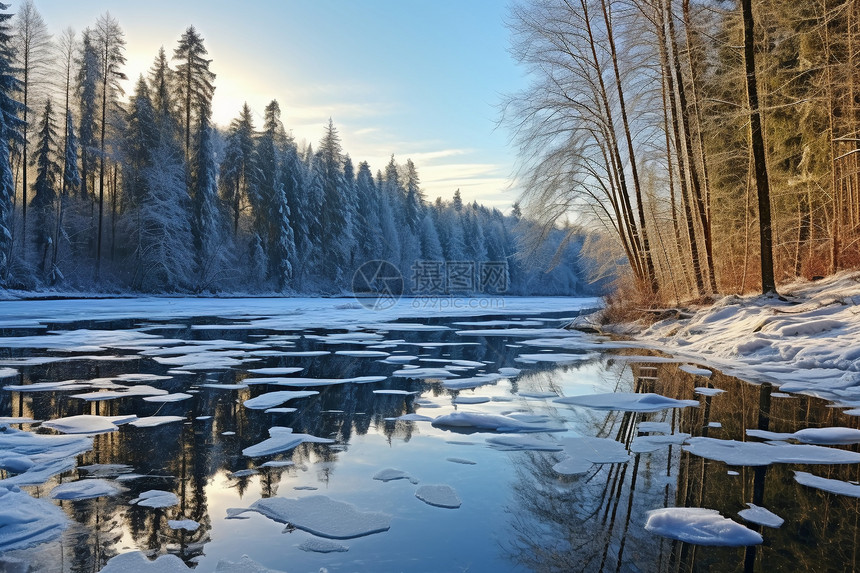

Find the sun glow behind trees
[[0, 2, 599, 295]]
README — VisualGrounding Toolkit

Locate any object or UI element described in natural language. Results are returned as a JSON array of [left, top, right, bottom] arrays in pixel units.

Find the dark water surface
[[0, 299, 858, 572]]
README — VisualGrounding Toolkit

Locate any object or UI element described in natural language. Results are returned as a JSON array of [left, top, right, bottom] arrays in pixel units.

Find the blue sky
[[21, 0, 527, 210]]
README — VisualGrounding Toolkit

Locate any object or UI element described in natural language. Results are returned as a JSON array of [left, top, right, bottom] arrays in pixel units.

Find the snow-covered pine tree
[[76, 28, 99, 201], [353, 160, 379, 265], [172, 25, 214, 160], [191, 109, 225, 291], [254, 99, 295, 290], [29, 98, 60, 274], [0, 1, 23, 285], [218, 103, 255, 236], [419, 212, 443, 260], [315, 119, 351, 287]]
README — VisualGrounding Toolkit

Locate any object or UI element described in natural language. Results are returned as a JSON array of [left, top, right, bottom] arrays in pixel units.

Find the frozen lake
[[1, 296, 859, 572]]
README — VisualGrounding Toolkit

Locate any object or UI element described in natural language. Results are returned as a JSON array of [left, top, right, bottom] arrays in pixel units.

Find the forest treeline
[[506, 0, 860, 301], [0, 2, 601, 296]]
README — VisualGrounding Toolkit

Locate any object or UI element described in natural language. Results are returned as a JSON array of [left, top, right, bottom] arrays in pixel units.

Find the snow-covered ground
[[631, 272, 860, 407]]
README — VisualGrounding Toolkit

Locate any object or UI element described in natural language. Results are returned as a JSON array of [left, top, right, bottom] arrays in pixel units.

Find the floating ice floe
[[143, 392, 193, 403], [270, 351, 330, 357], [335, 350, 390, 358], [264, 407, 297, 414], [555, 393, 699, 412], [452, 320, 545, 327], [442, 374, 502, 390], [498, 367, 521, 377], [260, 460, 294, 468], [78, 463, 134, 477], [456, 328, 580, 338], [4, 380, 92, 392], [447, 457, 477, 465], [167, 519, 200, 531], [694, 387, 724, 396], [299, 538, 349, 553], [683, 437, 860, 466], [231, 495, 391, 539], [431, 411, 564, 433], [99, 551, 190, 572], [229, 469, 258, 478], [0, 417, 38, 425], [0, 368, 17, 379], [795, 470, 860, 497], [42, 414, 137, 435], [383, 413, 433, 422], [130, 489, 179, 508], [246, 367, 304, 376], [201, 383, 248, 390], [415, 484, 461, 508], [392, 367, 458, 379], [631, 433, 691, 453], [373, 468, 417, 483], [453, 396, 490, 404], [129, 416, 185, 428], [383, 355, 417, 364], [373, 389, 417, 396], [644, 507, 763, 546], [746, 426, 860, 445], [50, 478, 122, 500], [738, 503, 784, 528], [0, 485, 68, 552], [243, 390, 318, 410], [242, 427, 334, 457], [680, 365, 713, 377], [515, 353, 596, 364], [262, 376, 387, 387], [552, 437, 630, 475], [214, 555, 286, 572]]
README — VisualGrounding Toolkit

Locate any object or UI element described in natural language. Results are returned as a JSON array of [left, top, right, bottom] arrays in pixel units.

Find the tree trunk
[[741, 0, 777, 294]]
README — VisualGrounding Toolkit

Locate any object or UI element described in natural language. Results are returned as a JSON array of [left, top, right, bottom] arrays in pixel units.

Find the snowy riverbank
[[626, 272, 860, 407]]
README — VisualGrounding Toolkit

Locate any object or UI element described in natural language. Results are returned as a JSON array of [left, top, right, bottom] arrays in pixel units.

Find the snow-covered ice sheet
[[431, 411, 564, 433], [684, 437, 860, 465], [738, 503, 784, 528], [242, 427, 334, 457], [373, 468, 417, 483], [231, 495, 391, 539], [644, 507, 763, 546], [99, 551, 191, 572], [130, 490, 179, 508], [243, 390, 318, 410], [298, 538, 349, 553], [0, 486, 68, 551], [41, 414, 136, 434], [50, 479, 122, 500], [794, 470, 860, 497], [415, 484, 461, 508], [555, 393, 699, 412], [128, 416, 185, 428], [746, 426, 860, 445]]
